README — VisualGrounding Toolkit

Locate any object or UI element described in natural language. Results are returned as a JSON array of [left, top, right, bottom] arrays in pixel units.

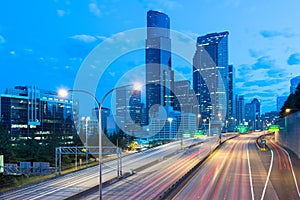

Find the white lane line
[[261, 150, 274, 200], [282, 148, 300, 198], [247, 139, 255, 200]]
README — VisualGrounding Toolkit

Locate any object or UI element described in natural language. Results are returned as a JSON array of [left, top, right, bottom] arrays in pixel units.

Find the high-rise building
[[228, 65, 234, 118], [264, 111, 279, 125], [290, 76, 300, 94], [93, 107, 111, 131], [193, 31, 229, 122], [146, 10, 174, 124], [173, 80, 194, 113], [115, 88, 142, 133], [235, 95, 245, 125], [0, 86, 77, 143], [245, 98, 261, 130]]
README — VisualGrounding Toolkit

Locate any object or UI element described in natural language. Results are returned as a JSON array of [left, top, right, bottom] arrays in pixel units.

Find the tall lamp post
[[58, 83, 141, 200], [82, 116, 90, 168], [167, 117, 173, 140]]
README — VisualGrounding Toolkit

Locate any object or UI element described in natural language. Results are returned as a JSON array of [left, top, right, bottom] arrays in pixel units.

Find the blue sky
[[0, 0, 300, 113]]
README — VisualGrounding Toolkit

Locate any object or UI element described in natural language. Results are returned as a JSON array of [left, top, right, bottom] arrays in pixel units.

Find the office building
[[0, 86, 77, 144], [149, 109, 196, 140], [235, 95, 245, 125], [173, 80, 195, 113], [193, 31, 230, 122], [245, 98, 261, 130], [146, 10, 174, 124], [228, 65, 234, 118], [93, 107, 110, 131], [115, 88, 142, 133]]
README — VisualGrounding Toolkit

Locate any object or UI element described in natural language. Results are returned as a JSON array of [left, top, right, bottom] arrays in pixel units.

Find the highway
[[262, 136, 300, 199], [5, 132, 300, 200], [0, 137, 212, 200], [73, 137, 222, 200], [173, 132, 280, 200]]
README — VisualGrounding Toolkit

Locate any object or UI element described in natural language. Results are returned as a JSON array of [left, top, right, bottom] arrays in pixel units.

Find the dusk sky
[[1, 0, 300, 113]]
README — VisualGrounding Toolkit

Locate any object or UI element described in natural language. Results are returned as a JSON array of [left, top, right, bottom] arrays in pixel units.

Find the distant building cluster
[[2, 10, 299, 144]]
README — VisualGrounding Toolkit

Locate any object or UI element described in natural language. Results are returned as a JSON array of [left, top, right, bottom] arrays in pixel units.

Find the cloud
[[57, 9, 66, 17], [260, 30, 295, 38], [248, 48, 267, 58], [237, 64, 253, 77], [242, 78, 283, 87], [266, 69, 288, 78], [243, 92, 276, 98], [252, 56, 275, 70], [89, 3, 101, 16], [160, 0, 181, 9], [65, 35, 98, 58], [0, 35, 5, 44], [139, 0, 181, 10], [70, 34, 97, 43], [287, 53, 300, 65]]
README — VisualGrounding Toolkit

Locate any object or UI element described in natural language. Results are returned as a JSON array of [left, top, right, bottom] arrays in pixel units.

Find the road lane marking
[[282, 148, 300, 198], [261, 149, 273, 200], [247, 139, 255, 200], [271, 140, 290, 170], [268, 140, 282, 170]]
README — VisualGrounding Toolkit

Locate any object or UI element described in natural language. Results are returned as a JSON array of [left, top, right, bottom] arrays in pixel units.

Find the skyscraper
[[173, 80, 194, 113], [235, 95, 245, 125], [146, 10, 174, 124], [193, 31, 229, 121], [115, 88, 142, 132], [228, 65, 234, 118], [245, 98, 261, 130]]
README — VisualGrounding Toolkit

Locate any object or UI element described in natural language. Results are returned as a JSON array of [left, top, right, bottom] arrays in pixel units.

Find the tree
[[280, 83, 300, 118], [0, 123, 16, 163]]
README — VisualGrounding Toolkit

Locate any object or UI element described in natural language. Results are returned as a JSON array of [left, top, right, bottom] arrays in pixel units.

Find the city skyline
[[1, 1, 300, 113]]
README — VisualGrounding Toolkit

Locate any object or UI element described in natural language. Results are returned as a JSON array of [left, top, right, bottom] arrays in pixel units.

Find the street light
[[58, 82, 141, 200], [81, 116, 90, 168], [167, 117, 173, 140]]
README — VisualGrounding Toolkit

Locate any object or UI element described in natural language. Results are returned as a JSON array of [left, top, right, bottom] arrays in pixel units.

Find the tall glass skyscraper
[[193, 31, 229, 121], [146, 10, 174, 124], [115, 88, 142, 132], [245, 98, 261, 130]]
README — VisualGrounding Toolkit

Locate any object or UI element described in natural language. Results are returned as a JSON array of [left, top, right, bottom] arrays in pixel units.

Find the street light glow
[[58, 89, 69, 98], [167, 117, 173, 122], [133, 82, 143, 91], [57, 83, 139, 200]]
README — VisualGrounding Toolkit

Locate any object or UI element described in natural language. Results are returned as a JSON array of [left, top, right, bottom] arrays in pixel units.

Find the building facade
[[146, 10, 174, 124], [245, 98, 261, 130], [0, 86, 77, 144], [235, 95, 245, 125], [193, 31, 230, 123], [173, 80, 195, 114], [115, 88, 142, 133]]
